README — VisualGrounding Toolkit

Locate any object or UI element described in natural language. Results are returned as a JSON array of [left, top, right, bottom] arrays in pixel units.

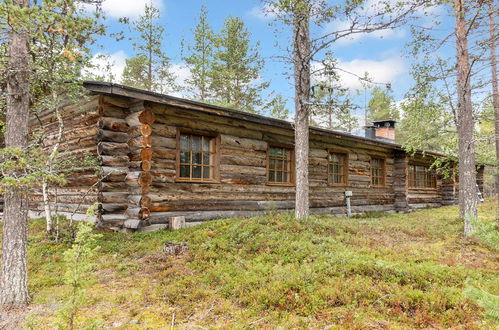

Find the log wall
[[27, 91, 467, 230], [28, 95, 102, 221], [145, 103, 399, 225]]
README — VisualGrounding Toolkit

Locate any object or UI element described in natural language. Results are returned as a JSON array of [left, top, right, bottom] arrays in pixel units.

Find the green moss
[[0, 201, 497, 328]]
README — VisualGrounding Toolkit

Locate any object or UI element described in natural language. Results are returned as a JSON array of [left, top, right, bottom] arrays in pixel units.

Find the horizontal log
[[128, 195, 152, 208], [98, 117, 129, 132], [98, 142, 129, 156], [129, 135, 152, 149], [98, 129, 129, 143], [102, 95, 129, 108], [220, 134, 267, 151], [126, 171, 152, 188], [152, 136, 175, 148], [220, 154, 265, 167], [99, 192, 129, 203], [126, 108, 155, 126], [151, 124, 176, 138], [101, 155, 129, 167], [129, 124, 152, 137]]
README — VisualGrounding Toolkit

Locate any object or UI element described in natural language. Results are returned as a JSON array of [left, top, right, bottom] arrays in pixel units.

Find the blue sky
[[86, 0, 454, 127]]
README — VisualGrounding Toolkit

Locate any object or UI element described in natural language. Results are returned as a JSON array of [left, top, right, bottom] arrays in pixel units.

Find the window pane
[[269, 171, 275, 182], [192, 135, 202, 150], [192, 165, 202, 178], [269, 159, 275, 170], [180, 135, 189, 149], [282, 172, 288, 183], [180, 165, 190, 178], [180, 151, 190, 164], [202, 152, 210, 165], [276, 171, 282, 182], [192, 152, 202, 164], [203, 166, 210, 179], [202, 137, 210, 151]]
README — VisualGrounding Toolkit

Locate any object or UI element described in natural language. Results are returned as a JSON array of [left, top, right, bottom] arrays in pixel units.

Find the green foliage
[[463, 280, 499, 322], [121, 3, 177, 93], [0, 147, 66, 192], [310, 57, 359, 133], [367, 86, 399, 122], [209, 16, 269, 113], [55, 204, 103, 330], [16, 202, 499, 328], [182, 5, 215, 101], [0, 146, 98, 193], [267, 94, 290, 120], [470, 215, 499, 251]]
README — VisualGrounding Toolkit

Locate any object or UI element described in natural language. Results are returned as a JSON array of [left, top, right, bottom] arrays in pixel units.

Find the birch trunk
[[454, 0, 478, 236], [293, 8, 311, 219], [0, 0, 30, 307], [43, 97, 64, 234], [488, 0, 499, 214]]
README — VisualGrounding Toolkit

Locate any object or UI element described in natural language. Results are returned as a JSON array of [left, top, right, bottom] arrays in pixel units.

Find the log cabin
[[28, 81, 485, 231]]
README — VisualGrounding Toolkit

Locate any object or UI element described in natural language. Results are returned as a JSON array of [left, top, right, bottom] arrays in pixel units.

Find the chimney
[[365, 120, 396, 142]]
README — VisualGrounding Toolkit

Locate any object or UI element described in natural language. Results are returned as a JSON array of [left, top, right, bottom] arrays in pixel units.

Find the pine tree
[[121, 4, 176, 93], [209, 16, 269, 113], [267, 94, 290, 120], [367, 87, 400, 122], [183, 5, 215, 101]]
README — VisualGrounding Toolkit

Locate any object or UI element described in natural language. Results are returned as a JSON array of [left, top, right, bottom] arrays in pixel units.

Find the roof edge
[[83, 81, 447, 158]]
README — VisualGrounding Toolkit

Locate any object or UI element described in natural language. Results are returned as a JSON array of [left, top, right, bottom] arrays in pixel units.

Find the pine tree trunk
[[488, 0, 499, 214], [1, 0, 30, 308], [454, 0, 478, 236], [293, 9, 311, 219]]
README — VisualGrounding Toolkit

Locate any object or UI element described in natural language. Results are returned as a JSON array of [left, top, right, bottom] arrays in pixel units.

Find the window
[[408, 164, 437, 188], [177, 132, 217, 182], [371, 157, 385, 186], [328, 152, 348, 185], [267, 146, 293, 184]]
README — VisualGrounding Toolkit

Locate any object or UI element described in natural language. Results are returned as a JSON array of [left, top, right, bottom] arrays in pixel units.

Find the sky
[[85, 0, 454, 129]]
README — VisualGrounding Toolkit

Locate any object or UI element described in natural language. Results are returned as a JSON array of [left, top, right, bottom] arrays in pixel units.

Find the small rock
[[163, 242, 188, 255]]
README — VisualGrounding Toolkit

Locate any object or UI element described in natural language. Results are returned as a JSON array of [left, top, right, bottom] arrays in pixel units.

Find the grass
[[2, 201, 498, 328]]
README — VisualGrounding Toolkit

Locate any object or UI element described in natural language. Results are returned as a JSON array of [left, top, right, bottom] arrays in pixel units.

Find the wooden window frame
[[408, 163, 437, 190], [327, 149, 349, 186], [175, 128, 220, 183], [266, 143, 295, 186], [370, 156, 386, 187]]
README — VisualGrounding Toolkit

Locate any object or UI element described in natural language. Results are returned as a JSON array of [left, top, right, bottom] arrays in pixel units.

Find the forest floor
[[0, 201, 497, 329]]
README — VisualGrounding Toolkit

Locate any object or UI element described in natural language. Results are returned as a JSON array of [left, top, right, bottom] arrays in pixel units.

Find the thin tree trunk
[[43, 102, 64, 234], [1, 0, 30, 308], [454, 0, 478, 236], [293, 8, 311, 219], [488, 0, 499, 214]]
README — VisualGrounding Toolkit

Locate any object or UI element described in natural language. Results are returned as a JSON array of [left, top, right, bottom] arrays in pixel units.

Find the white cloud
[[169, 62, 192, 97], [325, 0, 442, 46], [248, 3, 279, 20], [83, 0, 164, 19], [313, 56, 407, 91], [328, 19, 406, 46], [86, 51, 127, 82]]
